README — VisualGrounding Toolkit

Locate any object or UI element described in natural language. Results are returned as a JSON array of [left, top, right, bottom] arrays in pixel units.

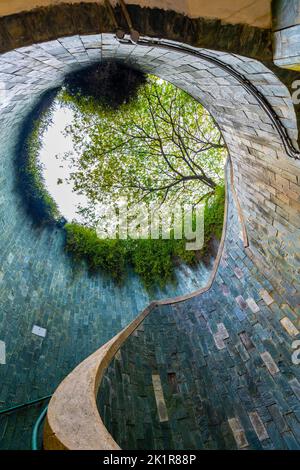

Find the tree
[[59, 75, 226, 225]]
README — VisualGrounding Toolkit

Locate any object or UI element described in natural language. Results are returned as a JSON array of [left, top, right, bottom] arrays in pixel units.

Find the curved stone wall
[[0, 17, 299, 450], [0, 2, 298, 135], [99, 169, 300, 449], [0, 35, 216, 450]]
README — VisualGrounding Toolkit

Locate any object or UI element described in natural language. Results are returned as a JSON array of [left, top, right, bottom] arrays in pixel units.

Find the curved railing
[[0, 394, 52, 450], [43, 159, 234, 450], [32, 405, 49, 450], [44, 302, 157, 449]]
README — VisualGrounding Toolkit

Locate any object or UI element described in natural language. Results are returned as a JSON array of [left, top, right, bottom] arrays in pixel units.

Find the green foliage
[[17, 91, 61, 225], [64, 187, 225, 290], [65, 224, 126, 282], [65, 222, 199, 289], [59, 75, 227, 217], [128, 238, 197, 290], [129, 239, 175, 288], [64, 61, 146, 109], [201, 185, 226, 255]]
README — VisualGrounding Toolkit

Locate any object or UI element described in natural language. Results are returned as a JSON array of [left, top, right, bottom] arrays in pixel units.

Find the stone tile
[[213, 333, 226, 350], [0, 341, 5, 365], [228, 417, 249, 449], [234, 267, 244, 280], [282, 431, 300, 450], [289, 378, 300, 401], [239, 332, 255, 351], [246, 298, 260, 313], [280, 317, 299, 337], [237, 342, 251, 362], [234, 307, 247, 321], [248, 411, 269, 441], [217, 323, 229, 340], [260, 351, 279, 376], [260, 289, 274, 306], [235, 295, 247, 309], [152, 375, 168, 423]]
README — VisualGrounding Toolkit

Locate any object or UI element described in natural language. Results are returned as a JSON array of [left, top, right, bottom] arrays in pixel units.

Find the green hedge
[[64, 224, 127, 282], [64, 186, 225, 290], [17, 90, 61, 225], [202, 185, 225, 254]]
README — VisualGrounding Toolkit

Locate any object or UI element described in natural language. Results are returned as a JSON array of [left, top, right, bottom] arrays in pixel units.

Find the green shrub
[[64, 187, 225, 290], [63, 61, 147, 109], [129, 239, 178, 289], [201, 185, 225, 255], [17, 90, 61, 225], [65, 224, 126, 282]]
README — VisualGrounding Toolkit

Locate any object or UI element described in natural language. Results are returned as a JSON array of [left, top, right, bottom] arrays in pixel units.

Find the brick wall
[[99, 166, 300, 450], [0, 33, 299, 449]]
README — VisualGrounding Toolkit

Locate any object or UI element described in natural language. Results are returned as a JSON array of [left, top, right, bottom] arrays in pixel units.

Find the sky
[[38, 103, 87, 222]]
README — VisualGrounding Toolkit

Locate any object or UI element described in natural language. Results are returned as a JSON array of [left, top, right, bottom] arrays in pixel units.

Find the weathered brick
[[280, 317, 299, 337], [248, 412, 269, 441], [260, 351, 280, 375], [246, 298, 260, 313], [228, 417, 249, 449], [260, 290, 274, 306]]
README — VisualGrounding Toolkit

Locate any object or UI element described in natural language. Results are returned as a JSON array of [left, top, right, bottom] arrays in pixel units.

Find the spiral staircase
[[0, 0, 300, 451]]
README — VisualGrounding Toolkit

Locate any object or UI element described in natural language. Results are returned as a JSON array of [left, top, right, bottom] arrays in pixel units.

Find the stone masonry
[[99, 169, 300, 449], [0, 33, 299, 449]]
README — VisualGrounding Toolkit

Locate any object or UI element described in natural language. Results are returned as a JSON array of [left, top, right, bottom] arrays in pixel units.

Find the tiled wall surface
[[99, 179, 300, 449], [0, 34, 299, 449]]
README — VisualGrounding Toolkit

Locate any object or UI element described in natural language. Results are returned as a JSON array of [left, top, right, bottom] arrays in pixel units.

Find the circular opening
[[23, 61, 228, 292]]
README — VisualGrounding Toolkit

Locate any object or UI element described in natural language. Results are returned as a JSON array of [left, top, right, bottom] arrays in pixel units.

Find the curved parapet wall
[[43, 303, 160, 449], [0, 4, 299, 450]]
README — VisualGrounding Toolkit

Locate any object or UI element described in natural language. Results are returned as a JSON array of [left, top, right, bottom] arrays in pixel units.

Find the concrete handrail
[[44, 302, 157, 449]]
